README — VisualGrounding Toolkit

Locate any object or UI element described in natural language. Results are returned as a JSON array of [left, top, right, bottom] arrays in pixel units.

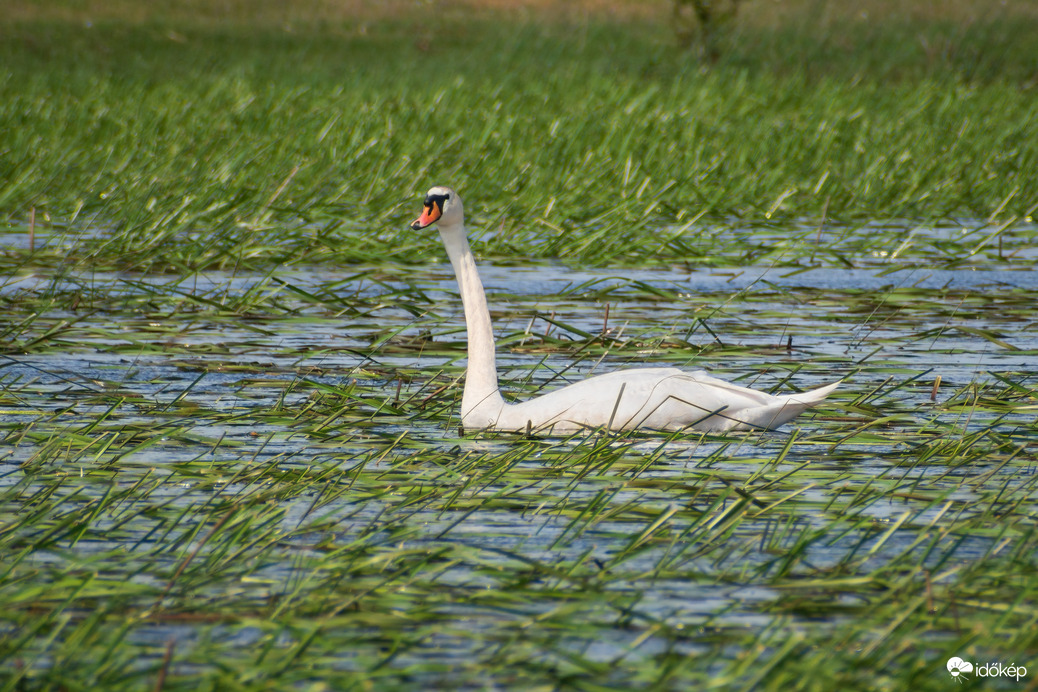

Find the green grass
[[2, 267, 1036, 689], [2, 5, 1037, 271], [2, 3, 1037, 690]]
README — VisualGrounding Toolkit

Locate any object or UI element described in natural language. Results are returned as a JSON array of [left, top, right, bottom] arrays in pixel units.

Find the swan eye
[[424, 193, 449, 211]]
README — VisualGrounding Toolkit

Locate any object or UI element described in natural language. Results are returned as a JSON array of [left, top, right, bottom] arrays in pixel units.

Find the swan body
[[411, 186, 838, 434]]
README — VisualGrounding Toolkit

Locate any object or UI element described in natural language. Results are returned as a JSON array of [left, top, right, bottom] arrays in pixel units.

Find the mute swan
[[411, 186, 838, 434]]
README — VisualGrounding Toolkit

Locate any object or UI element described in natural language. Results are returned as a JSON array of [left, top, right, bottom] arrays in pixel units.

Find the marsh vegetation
[[2, 1, 1036, 689]]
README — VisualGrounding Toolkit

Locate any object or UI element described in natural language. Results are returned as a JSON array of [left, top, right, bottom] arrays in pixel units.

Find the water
[[4, 258, 1034, 486], [2, 243, 1036, 680]]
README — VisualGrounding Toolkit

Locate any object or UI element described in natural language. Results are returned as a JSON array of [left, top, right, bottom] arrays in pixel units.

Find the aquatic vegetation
[[1, 1, 1036, 689], [2, 261, 1035, 689]]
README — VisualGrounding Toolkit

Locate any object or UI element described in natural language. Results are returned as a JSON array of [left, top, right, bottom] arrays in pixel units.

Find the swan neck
[[438, 222, 504, 425]]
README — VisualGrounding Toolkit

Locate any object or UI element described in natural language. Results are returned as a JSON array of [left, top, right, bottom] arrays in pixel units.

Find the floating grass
[[2, 1, 1038, 689], [2, 259, 1036, 688]]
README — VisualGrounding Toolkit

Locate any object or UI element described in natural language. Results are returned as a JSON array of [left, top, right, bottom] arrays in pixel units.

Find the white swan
[[411, 186, 838, 434]]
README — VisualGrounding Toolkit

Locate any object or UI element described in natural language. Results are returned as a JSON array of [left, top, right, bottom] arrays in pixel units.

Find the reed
[[2, 2, 1036, 690]]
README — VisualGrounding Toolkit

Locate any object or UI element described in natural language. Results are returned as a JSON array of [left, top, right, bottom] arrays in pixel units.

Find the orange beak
[[411, 203, 442, 230]]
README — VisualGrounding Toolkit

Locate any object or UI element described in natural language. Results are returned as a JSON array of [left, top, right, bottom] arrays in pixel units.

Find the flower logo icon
[[947, 657, 974, 681]]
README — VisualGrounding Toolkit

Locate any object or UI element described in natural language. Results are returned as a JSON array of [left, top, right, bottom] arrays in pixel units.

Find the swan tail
[[756, 380, 840, 430], [786, 380, 841, 406], [722, 381, 842, 429]]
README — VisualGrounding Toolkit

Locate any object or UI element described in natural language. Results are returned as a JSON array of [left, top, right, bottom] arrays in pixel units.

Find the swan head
[[411, 186, 464, 230]]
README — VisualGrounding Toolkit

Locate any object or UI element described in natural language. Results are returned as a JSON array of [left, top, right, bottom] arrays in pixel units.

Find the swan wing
[[490, 368, 837, 433]]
